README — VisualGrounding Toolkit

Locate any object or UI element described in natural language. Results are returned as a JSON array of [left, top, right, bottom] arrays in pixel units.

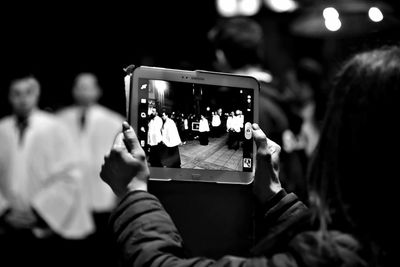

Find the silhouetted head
[[208, 17, 264, 71], [308, 45, 400, 263]]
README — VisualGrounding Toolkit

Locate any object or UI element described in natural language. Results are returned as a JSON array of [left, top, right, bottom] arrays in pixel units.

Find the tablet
[[129, 66, 259, 184]]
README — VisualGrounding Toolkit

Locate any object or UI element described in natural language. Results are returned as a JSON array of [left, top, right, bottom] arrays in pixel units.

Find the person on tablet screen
[[147, 107, 163, 167], [160, 111, 182, 168], [211, 111, 221, 138], [226, 111, 241, 150], [100, 45, 399, 266], [198, 114, 210, 145]]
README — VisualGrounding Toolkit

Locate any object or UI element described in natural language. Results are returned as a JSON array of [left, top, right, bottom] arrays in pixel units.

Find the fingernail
[[122, 121, 131, 131]]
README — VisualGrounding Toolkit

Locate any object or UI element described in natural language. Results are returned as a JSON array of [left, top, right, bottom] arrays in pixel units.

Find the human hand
[[100, 121, 150, 198], [4, 208, 38, 229], [252, 123, 282, 205]]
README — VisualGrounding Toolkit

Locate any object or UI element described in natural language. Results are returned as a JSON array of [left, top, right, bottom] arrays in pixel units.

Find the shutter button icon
[[244, 122, 252, 140]]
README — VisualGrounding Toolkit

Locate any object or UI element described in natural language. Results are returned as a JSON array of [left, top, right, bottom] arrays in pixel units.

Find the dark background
[[1, 0, 400, 118], [1, 1, 399, 259]]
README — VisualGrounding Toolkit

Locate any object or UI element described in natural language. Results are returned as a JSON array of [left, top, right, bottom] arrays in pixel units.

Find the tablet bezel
[[129, 66, 259, 184]]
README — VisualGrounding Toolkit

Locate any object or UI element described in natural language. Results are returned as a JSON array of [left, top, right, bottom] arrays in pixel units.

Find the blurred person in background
[[208, 17, 308, 202], [0, 74, 93, 267], [282, 57, 326, 158], [57, 72, 123, 266], [280, 58, 327, 201], [208, 17, 288, 143], [99, 44, 399, 267]]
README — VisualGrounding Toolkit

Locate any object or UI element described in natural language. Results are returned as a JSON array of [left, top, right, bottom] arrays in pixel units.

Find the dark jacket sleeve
[[109, 190, 305, 267], [251, 190, 309, 256]]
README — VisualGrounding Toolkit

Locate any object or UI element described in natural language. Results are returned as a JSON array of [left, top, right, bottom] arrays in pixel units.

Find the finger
[[122, 121, 142, 154], [100, 153, 113, 180], [252, 123, 268, 150], [108, 147, 122, 160], [100, 159, 109, 182], [100, 161, 117, 185], [112, 132, 125, 150], [267, 139, 281, 156]]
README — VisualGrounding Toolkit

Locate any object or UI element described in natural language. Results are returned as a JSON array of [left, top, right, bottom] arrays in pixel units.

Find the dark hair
[[9, 74, 41, 93], [208, 17, 264, 69], [161, 109, 169, 117], [307, 45, 400, 262]]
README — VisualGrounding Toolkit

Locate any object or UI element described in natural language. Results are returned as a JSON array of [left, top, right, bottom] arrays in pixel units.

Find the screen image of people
[[137, 79, 254, 172]]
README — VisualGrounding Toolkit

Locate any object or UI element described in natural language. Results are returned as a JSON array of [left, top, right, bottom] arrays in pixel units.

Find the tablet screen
[[136, 77, 255, 174]]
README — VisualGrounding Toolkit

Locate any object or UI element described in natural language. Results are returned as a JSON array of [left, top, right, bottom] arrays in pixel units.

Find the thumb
[[122, 121, 141, 153], [252, 123, 268, 151]]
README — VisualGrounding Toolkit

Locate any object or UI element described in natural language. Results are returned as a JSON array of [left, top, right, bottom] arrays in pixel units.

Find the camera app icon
[[243, 158, 252, 168]]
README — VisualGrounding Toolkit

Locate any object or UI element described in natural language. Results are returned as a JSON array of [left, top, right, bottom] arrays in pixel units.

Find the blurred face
[[162, 113, 168, 121], [72, 73, 101, 106], [9, 77, 40, 117], [149, 108, 157, 119]]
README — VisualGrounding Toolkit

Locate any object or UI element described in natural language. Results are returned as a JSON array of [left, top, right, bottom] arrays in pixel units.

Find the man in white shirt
[[0, 74, 93, 267], [160, 112, 182, 168], [147, 108, 163, 167], [199, 114, 210, 145], [211, 111, 221, 138], [57, 72, 124, 267], [226, 111, 241, 149]]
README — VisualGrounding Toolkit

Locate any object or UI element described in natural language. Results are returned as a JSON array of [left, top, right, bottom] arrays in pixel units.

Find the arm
[[110, 190, 215, 267], [251, 189, 308, 256], [110, 190, 299, 267], [0, 132, 11, 219]]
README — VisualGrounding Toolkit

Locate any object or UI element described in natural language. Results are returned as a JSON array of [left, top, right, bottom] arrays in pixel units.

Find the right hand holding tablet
[[252, 123, 282, 205], [100, 122, 150, 198]]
